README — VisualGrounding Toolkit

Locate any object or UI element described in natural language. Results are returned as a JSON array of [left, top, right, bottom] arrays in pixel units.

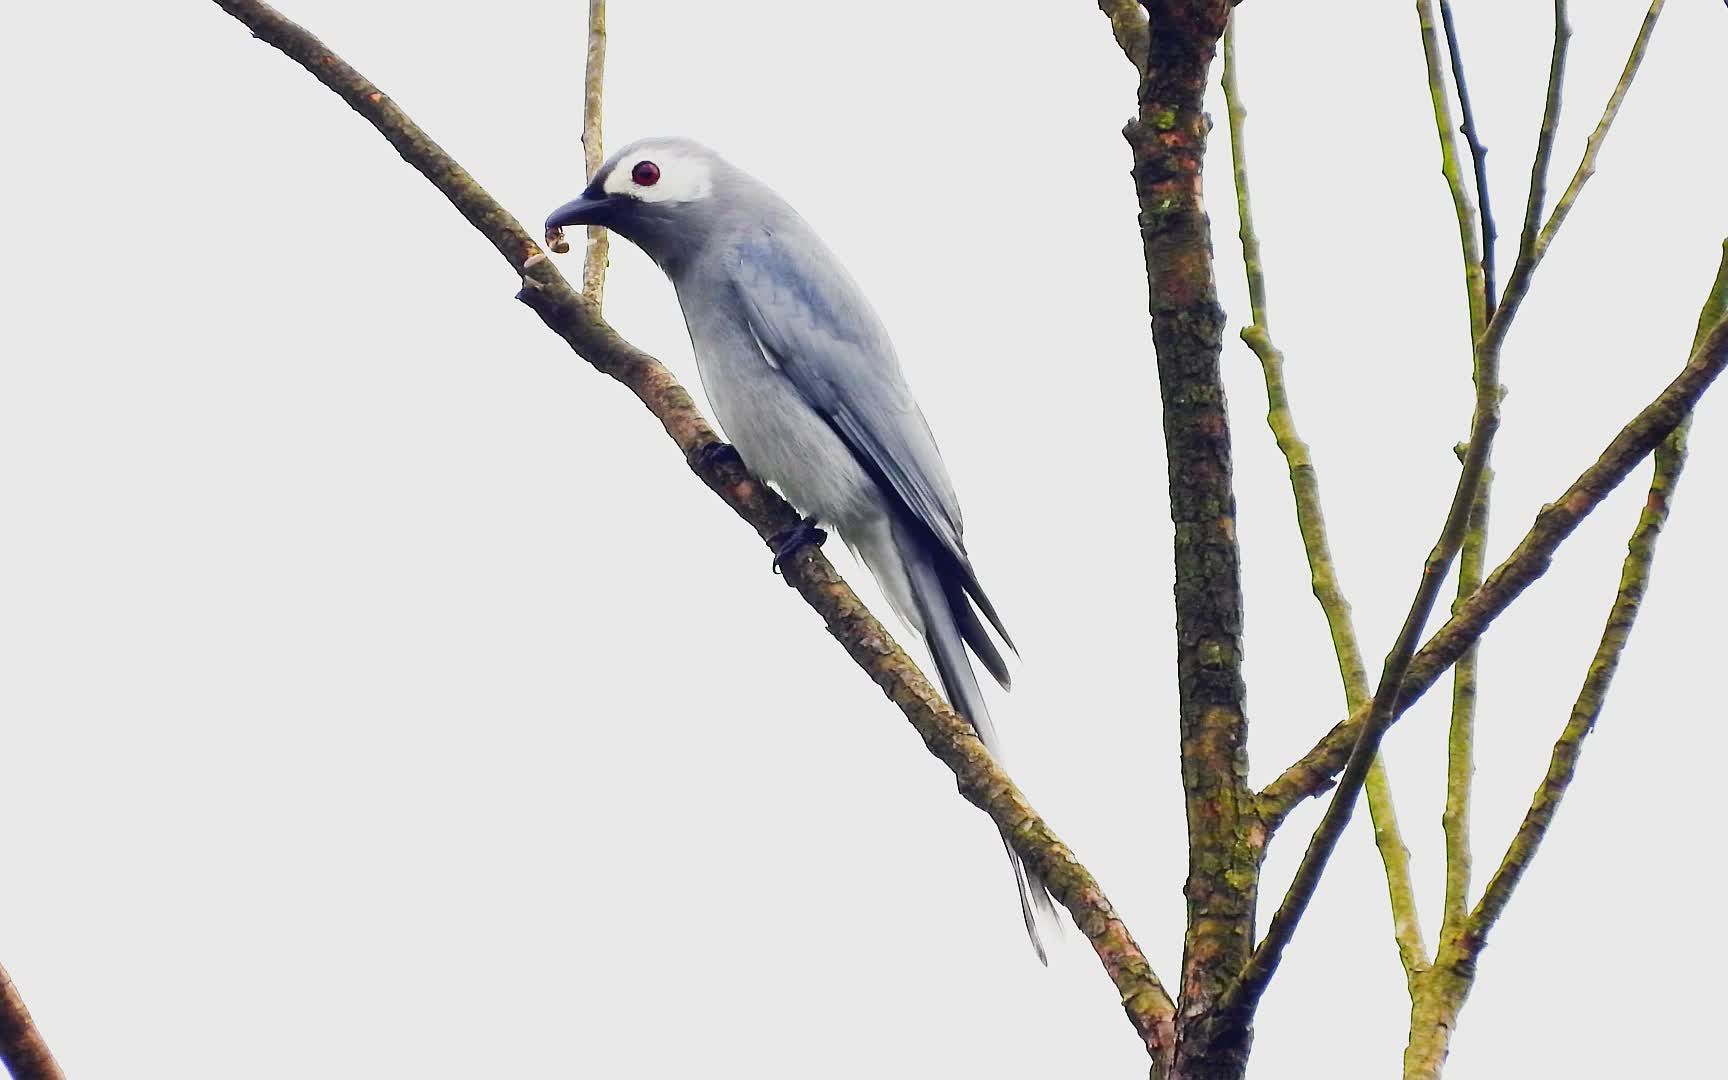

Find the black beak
[[545, 194, 611, 231]]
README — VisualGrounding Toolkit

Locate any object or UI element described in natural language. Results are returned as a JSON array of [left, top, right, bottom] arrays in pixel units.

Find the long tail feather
[[891, 517, 1053, 963]]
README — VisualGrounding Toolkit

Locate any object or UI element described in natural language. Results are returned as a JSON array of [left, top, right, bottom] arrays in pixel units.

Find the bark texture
[[1402, 239, 1728, 1079], [579, 0, 608, 302], [0, 962, 64, 1080], [1123, 4, 1260, 1078]]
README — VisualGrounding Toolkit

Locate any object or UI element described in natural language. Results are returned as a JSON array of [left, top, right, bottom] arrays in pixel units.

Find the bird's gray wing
[[729, 225, 1045, 958], [728, 225, 1015, 660]]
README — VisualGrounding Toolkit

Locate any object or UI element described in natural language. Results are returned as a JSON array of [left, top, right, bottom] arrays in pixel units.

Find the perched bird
[[546, 137, 1053, 961]]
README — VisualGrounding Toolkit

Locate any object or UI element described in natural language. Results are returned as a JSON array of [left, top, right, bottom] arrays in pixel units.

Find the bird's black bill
[[545, 195, 610, 231]]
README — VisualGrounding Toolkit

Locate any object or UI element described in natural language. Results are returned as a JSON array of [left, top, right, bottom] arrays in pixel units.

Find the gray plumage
[[547, 137, 1054, 961]]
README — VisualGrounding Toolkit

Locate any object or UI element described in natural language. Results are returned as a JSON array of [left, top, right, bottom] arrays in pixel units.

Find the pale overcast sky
[[3, 2, 1724, 1077]]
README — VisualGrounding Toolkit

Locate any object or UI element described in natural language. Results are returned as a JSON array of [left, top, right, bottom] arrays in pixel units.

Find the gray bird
[[546, 137, 1054, 961]]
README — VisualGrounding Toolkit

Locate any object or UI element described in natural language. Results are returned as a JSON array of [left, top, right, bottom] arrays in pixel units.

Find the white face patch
[[601, 144, 714, 205]]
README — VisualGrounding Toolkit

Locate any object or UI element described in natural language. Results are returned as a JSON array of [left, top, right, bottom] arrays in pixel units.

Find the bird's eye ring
[[631, 160, 661, 186]]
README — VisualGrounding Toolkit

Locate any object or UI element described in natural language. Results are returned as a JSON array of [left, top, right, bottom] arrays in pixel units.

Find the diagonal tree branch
[[1260, 308, 1728, 825], [1464, 239, 1728, 948], [1480, 0, 1663, 356], [1220, 0, 1519, 1016], [1232, 300, 1728, 1017], [1221, 16, 1429, 981], [1261, 0, 1667, 818], [1402, 240, 1727, 1080], [207, 0, 1179, 1055], [0, 961, 64, 1080], [1462, 448, 1679, 932]]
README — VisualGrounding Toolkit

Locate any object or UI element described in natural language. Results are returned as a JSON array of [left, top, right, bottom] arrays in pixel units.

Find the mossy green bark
[[1403, 242, 1728, 1079], [1224, 20, 1429, 982], [1267, 0, 1668, 821], [1125, 5, 1259, 1079], [579, 0, 609, 304], [1403, 243, 1714, 1078]]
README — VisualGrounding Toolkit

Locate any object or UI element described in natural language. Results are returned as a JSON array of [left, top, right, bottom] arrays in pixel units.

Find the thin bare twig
[[1483, 0, 1664, 354], [0, 961, 65, 1080], [1222, 16, 1428, 979], [1439, 464, 1488, 934], [1261, 310, 1728, 824], [1416, 0, 1488, 337], [1222, 0, 1511, 1014], [1466, 240, 1728, 945], [1403, 243, 1727, 1079], [1514, 1, 1571, 293], [1096, 0, 1150, 72], [207, 0, 1179, 1054], [1431, 0, 1502, 949], [1239, 274, 1728, 1012], [1407, 462, 1492, 1080], [1262, 0, 1668, 817], [1229, 410, 1499, 1015], [580, 0, 608, 303], [1405, 6, 1514, 1066], [1438, 0, 1498, 319]]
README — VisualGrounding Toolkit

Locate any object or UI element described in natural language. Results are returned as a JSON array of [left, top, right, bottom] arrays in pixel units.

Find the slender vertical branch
[[1485, 0, 1663, 352], [579, 0, 609, 303], [1439, 463, 1488, 934], [1227, 389, 1498, 1018], [1406, 459, 1489, 1080], [1428, 0, 1501, 952], [1262, 0, 1669, 813], [0, 962, 65, 1080], [1410, 0, 1508, 986], [1438, 0, 1498, 318], [1405, 9, 1510, 1068], [1416, 0, 1488, 338], [1223, 17, 1428, 981], [1221, 0, 1508, 1018], [1514, 1, 1570, 286], [1420, 27, 1502, 933]]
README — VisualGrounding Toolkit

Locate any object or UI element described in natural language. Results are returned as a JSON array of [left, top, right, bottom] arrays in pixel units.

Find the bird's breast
[[686, 311, 883, 530]]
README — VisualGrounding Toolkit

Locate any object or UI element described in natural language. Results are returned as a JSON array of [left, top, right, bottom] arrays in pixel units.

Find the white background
[[3, 2, 1724, 1076]]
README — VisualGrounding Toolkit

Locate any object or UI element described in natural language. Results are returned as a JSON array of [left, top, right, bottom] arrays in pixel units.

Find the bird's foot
[[769, 517, 828, 575], [694, 441, 743, 472]]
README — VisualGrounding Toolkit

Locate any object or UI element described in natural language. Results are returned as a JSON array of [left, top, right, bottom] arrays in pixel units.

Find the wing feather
[[729, 227, 1015, 657]]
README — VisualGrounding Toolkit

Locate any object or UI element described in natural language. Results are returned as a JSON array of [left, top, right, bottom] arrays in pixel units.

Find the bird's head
[[545, 137, 727, 267]]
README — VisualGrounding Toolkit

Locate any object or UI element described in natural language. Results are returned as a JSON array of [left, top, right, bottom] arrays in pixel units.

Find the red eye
[[631, 160, 661, 186]]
